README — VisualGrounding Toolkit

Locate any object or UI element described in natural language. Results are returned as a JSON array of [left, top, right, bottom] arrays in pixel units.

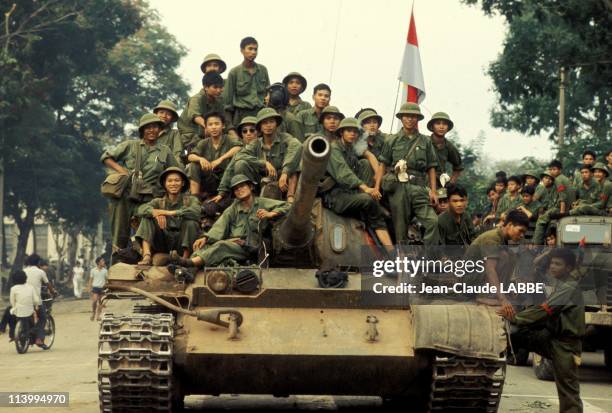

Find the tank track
[[98, 313, 177, 412], [429, 355, 505, 412]]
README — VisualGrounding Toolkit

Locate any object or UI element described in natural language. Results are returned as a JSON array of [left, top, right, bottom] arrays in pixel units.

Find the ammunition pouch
[[101, 173, 129, 199]]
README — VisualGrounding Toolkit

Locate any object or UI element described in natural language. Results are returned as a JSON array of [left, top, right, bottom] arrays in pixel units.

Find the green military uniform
[[157, 126, 183, 164], [287, 98, 311, 115], [356, 110, 388, 160], [322, 120, 386, 229], [379, 103, 439, 245], [282, 72, 312, 115], [135, 192, 201, 254], [466, 227, 516, 287], [101, 115, 180, 249], [186, 134, 242, 193], [177, 89, 226, 147], [437, 211, 476, 245], [509, 275, 584, 413], [296, 107, 324, 136], [533, 172, 571, 244], [496, 192, 522, 219], [426, 112, 462, 177], [570, 163, 611, 216], [518, 199, 542, 221], [224, 62, 270, 127], [277, 108, 304, 141], [192, 192, 290, 265]]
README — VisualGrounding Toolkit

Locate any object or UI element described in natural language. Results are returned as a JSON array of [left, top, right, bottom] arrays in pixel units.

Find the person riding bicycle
[[9, 270, 48, 349], [23, 254, 56, 344]]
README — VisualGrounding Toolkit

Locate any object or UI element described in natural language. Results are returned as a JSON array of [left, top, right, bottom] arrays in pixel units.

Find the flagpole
[[389, 80, 401, 133]]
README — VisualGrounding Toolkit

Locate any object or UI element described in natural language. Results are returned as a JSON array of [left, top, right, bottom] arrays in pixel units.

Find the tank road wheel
[[532, 353, 555, 381], [98, 313, 182, 412]]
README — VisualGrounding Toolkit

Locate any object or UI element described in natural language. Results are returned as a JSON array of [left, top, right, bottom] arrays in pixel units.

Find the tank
[[98, 135, 507, 412]]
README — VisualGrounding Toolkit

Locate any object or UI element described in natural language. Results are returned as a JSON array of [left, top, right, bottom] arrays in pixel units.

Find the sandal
[[137, 253, 152, 265]]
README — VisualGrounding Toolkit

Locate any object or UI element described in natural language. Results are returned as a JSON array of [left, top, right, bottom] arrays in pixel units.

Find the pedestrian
[[427, 112, 463, 184], [72, 260, 85, 299], [295, 84, 331, 136], [88, 257, 108, 321]]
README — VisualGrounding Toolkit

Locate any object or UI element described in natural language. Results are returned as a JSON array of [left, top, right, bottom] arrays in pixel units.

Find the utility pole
[[558, 66, 566, 147]]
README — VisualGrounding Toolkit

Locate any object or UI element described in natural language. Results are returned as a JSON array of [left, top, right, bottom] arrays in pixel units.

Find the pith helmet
[[153, 100, 179, 122], [238, 116, 258, 130], [522, 171, 540, 183], [256, 108, 283, 128], [540, 170, 555, 180], [230, 174, 254, 189], [200, 53, 227, 74], [357, 109, 383, 126], [436, 187, 448, 199], [138, 113, 164, 136], [335, 117, 361, 136], [282, 72, 307, 93], [592, 162, 610, 177], [159, 167, 189, 192], [427, 112, 454, 132], [318, 106, 345, 123], [395, 102, 424, 120]]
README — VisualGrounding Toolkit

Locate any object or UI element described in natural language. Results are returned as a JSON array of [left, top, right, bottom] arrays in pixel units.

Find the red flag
[[398, 7, 426, 103]]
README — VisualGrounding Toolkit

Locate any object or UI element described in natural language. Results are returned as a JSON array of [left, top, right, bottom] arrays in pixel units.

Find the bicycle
[[14, 297, 56, 354]]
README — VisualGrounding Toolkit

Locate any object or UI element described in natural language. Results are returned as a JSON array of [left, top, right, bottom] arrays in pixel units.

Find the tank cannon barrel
[[277, 135, 330, 248]]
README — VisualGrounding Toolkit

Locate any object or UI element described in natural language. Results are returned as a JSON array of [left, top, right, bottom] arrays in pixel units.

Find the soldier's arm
[[235, 141, 266, 169], [175, 195, 201, 221], [363, 150, 383, 191], [259, 198, 291, 217], [425, 139, 440, 189], [513, 281, 580, 326], [188, 94, 206, 129], [327, 145, 363, 189], [134, 198, 161, 218], [101, 140, 132, 173], [214, 139, 242, 164], [448, 141, 464, 182], [205, 207, 232, 243], [187, 140, 209, 163], [591, 183, 609, 209]]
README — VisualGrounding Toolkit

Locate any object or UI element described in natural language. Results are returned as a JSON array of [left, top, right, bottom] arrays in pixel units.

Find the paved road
[[0, 299, 610, 413]]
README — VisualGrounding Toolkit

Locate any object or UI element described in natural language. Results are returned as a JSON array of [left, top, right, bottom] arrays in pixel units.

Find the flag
[[398, 7, 426, 103]]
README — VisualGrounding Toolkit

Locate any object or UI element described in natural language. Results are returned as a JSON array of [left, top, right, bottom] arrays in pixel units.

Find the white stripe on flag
[[398, 43, 426, 100]]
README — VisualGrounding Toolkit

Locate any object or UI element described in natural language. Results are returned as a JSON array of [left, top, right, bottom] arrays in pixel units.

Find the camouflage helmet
[[540, 170, 555, 180], [592, 162, 610, 177], [256, 107, 283, 128], [522, 170, 540, 183], [427, 112, 454, 132], [230, 174, 254, 189], [335, 117, 361, 136], [159, 166, 189, 192], [138, 113, 164, 136], [153, 100, 179, 122], [395, 102, 424, 120], [282, 72, 307, 94], [357, 109, 383, 126], [200, 53, 227, 74], [318, 106, 345, 123], [238, 116, 258, 131]]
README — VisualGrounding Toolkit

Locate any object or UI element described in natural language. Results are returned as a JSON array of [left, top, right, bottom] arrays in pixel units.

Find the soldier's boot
[[169, 250, 194, 267]]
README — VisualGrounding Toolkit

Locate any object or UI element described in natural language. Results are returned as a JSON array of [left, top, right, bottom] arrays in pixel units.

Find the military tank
[[98, 135, 507, 412]]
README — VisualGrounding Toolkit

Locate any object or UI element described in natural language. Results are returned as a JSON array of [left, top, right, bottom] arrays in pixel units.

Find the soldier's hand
[[265, 162, 277, 178], [199, 158, 212, 172], [193, 237, 208, 251], [155, 215, 167, 230], [497, 298, 515, 320], [210, 159, 222, 170], [256, 209, 276, 220], [278, 173, 288, 192], [364, 187, 382, 201], [210, 194, 224, 203], [429, 189, 439, 206]]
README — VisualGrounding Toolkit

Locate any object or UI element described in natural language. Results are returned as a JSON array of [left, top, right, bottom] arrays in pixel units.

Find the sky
[[149, 0, 554, 161]]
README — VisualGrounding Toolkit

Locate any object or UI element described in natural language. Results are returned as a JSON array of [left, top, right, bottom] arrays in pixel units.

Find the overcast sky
[[149, 0, 554, 161]]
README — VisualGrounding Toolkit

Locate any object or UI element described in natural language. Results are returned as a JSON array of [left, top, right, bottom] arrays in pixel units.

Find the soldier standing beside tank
[[296, 84, 331, 136], [283, 72, 312, 115], [378, 102, 440, 245], [321, 118, 392, 246], [437, 184, 476, 246], [498, 248, 584, 413], [265, 82, 304, 141], [101, 114, 179, 250], [171, 175, 290, 268], [319, 106, 345, 141], [154, 100, 183, 164], [427, 112, 463, 184], [224, 37, 270, 129], [135, 167, 201, 265]]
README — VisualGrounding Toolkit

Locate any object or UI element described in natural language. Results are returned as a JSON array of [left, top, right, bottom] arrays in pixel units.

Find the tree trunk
[[11, 205, 35, 272], [1, 218, 6, 268], [66, 227, 79, 268]]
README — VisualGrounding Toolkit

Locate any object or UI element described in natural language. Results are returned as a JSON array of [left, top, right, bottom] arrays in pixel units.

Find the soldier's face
[[204, 61, 221, 73], [593, 170, 606, 181], [507, 181, 519, 193], [448, 194, 467, 215], [487, 190, 499, 202], [240, 124, 257, 144], [241, 44, 258, 61], [506, 223, 527, 241], [164, 173, 184, 195], [542, 176, 553, 187], [287, 79, 303, 96], [313, 90, 331, 109], [341, 128, 359, 144], [400, 115, 418, 131], [583, 154, 595, 165], [521, 193, 533, 204], [437, 199, 449, 213], [322, 115, 341, 132], [205, 85, 223, 99], [362, 118, 380, 135], [142, 124, 161, 142], [494, 182, 506, 193], [525, 176, 537, 186], [260, 118, 278, 135], [548, 166, 561, 177], [205, 117, 224, 138], [548, 257, 571, 278], [155, 109, 174, 125], [580, 169, 592, 182], [432, 120, 449, 136], [233, 183, 253, 200]]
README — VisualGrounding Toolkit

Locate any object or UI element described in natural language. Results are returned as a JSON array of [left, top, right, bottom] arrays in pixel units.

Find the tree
[[463, 0, 611, 150]]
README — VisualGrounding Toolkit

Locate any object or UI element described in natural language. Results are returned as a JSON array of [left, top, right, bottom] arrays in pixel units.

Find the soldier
[[101, 113, 179, 250], [319, 106, 345, 141], [569, 162, 611, 216], [482, 185, 501, 225], [265, 82, 304, 141], [171, 175, 290, 268], [498, 248, 584, 413], [231, 108, 302, 202], [378, 102, 440, 245], [572, 150, 596, 187], [497, 175, 523, 221], [200, 53, 227, 74], [437, 184, 476, 245], [516, 185, 541, 221], [355, 108, 387, 160], [533, 168, 569, 244], [296, 83, 331, 136], [435, 187, 449, 215], [548, 159, 575, 204], [569, 164, 599, 215], [135, 167, 201, 265], [523, 171, 540, 188], [236, 116, 259, 145], [494, 175, 507, 196], [427, 112, 463, 184], [322, 118, 392, 246], [153, 100, 183, 163], [606, 150, 612, 176], [177, 72, 226, 148], [282, 72, 312, 115], [186, 112, 242, 197], [224, 37, 270, 127]]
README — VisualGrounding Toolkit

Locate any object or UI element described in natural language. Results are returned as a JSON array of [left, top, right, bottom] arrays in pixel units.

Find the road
[[0, 298, 610, 413]]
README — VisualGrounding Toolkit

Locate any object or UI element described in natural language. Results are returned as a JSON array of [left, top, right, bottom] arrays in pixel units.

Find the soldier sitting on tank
[[569, 162, 610, 216], [283, 72, 311, 115], [515, 185, 541, 222], [533, 165, 570, 244], [496, 175, 523, 222], [170, 175, 290, 268], [321, 117, 392, 246], [568, 163, 605, 216], [318, 106, 344, 141], [498, 248, 584, 413], [134, 167, 201, 265], [154, 100, 183, 164], [264, 82, 304, 141], [437, 184, 476, 246], [227, 108, 302, 203], [427, 112, 463, 185], [354, 108, 387, 160]]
